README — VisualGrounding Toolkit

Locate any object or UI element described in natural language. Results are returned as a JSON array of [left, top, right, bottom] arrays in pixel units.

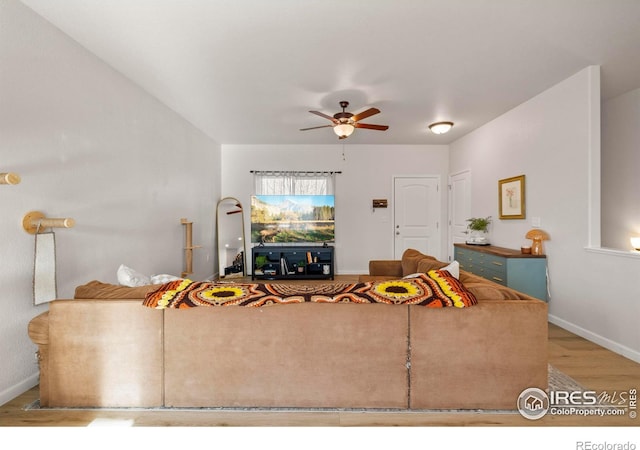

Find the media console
[[251, 245, 334, 280]]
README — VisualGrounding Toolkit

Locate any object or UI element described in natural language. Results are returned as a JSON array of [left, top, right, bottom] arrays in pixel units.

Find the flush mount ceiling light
[[429, 121, 454, 134]]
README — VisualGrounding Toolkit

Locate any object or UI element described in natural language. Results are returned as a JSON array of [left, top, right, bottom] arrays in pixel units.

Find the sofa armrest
[[46, 300, 164, 407], [368, 260, 403, 277], [28, 311, 50, 406], [28, 311, 49, 346]]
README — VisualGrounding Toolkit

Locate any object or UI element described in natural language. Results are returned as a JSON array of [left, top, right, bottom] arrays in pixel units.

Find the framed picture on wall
[[498, 175, 525, 219]]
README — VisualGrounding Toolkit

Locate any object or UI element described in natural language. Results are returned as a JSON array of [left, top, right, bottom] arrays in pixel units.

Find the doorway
[[448, 170, 472, 260], [393, 176, 441, 260]]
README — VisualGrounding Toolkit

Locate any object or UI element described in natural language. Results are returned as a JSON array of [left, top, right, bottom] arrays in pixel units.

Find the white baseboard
[[548, 314, 640, 364], [0, 372, 38, 407]]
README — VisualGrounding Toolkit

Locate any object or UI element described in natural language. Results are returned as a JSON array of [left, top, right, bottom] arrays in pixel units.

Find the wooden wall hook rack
[[181, 218, 201, 278], [23, 211, 75, 234], [1, 172, 21, 185]]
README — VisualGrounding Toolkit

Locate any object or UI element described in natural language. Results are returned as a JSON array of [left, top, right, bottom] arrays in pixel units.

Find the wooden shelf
[[252, 245, 334, 280]]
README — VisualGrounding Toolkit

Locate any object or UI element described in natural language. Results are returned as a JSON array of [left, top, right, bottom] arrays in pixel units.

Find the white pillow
[[117, 264, 151, 287], [441, 260, 460, 279], [150, 274, 181, 284]]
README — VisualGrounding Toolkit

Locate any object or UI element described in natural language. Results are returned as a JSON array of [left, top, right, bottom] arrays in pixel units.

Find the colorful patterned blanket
[[143, 270, 477, 309]]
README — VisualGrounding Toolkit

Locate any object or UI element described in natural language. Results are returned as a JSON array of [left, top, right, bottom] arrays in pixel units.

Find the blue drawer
[[453, 244, 547, 301]]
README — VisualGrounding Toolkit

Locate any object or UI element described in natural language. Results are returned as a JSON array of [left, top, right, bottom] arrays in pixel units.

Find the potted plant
[[254, 255, 268, 275], [465, 216, 492, 245]]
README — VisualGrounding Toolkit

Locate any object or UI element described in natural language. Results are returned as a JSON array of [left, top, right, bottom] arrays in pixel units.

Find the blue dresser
[[453, 243, 548, 301]]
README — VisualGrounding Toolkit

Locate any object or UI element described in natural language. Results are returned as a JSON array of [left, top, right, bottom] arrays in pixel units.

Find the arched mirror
[[216, 197, 246, 279]]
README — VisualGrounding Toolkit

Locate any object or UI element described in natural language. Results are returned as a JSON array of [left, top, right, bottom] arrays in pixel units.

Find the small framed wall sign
[[498, 175, 525, 219]]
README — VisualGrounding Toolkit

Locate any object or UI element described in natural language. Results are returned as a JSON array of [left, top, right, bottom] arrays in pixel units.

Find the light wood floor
[[1, 276, 638, 427]]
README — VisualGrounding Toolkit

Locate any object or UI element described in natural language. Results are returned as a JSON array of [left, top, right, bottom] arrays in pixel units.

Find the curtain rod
[[250, 170, 342, 174]]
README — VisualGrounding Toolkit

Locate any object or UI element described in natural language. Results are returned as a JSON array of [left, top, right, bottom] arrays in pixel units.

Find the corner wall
[[0, 1, 221, 405], [450, 66, 640, 363]]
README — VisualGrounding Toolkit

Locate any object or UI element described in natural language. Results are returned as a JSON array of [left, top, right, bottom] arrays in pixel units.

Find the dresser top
[[454, 243, 546, 258]]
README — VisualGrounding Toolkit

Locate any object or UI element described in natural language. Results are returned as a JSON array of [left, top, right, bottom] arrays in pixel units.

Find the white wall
[[450, 66, 640, 363], [222, 144, 449, 273], [0, 1, 221, 405], [601, 87, 640, 251]]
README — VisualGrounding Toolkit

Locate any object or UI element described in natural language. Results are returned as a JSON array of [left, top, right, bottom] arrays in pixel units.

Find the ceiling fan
[[300, 101, 389, 139]]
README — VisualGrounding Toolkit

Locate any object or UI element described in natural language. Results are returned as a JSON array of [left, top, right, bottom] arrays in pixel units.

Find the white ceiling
[[19, 0, 640, 145]]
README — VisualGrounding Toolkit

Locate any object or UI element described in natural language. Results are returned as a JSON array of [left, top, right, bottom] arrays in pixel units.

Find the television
[[250, 195, 335, 243]]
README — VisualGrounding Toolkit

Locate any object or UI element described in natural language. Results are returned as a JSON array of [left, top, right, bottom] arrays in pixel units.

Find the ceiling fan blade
[[355, 123, 389, 131], [351, 107, 380, 122], [300, 125, 334, 131], [309, 111, 339, 123]]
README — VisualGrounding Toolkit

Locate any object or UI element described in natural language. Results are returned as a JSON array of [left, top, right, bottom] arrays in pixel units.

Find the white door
[[449, 170, 472, 260], [393, 176, 441, 259]]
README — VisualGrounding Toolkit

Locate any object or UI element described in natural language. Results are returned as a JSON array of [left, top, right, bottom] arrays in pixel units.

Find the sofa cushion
[[459, 270, 476, 284], [414, 257, 446, 273], [74, 280, 158, 299], [464, 282, 523, 300], [401, 249, 437, 276], [368, 260, 403, 277]]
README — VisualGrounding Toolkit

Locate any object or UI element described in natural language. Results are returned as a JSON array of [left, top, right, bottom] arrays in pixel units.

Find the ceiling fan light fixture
[[334, 123, 355, 138], [302, 102, 387, 138], [429, 121, 454, 134]]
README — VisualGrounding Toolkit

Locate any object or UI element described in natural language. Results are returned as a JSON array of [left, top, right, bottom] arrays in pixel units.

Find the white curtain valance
[[252, 171, 339, 196], [250, 170, 341, 176]]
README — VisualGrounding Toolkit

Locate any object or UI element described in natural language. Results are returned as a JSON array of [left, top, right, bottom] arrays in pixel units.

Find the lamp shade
[[631, 237, 640, 251], [429, 121, 454, 134], [334, 123, 355, 138]]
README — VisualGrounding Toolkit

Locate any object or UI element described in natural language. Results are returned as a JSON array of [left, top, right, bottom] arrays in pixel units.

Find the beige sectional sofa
[[28, 249, 548, 410]]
